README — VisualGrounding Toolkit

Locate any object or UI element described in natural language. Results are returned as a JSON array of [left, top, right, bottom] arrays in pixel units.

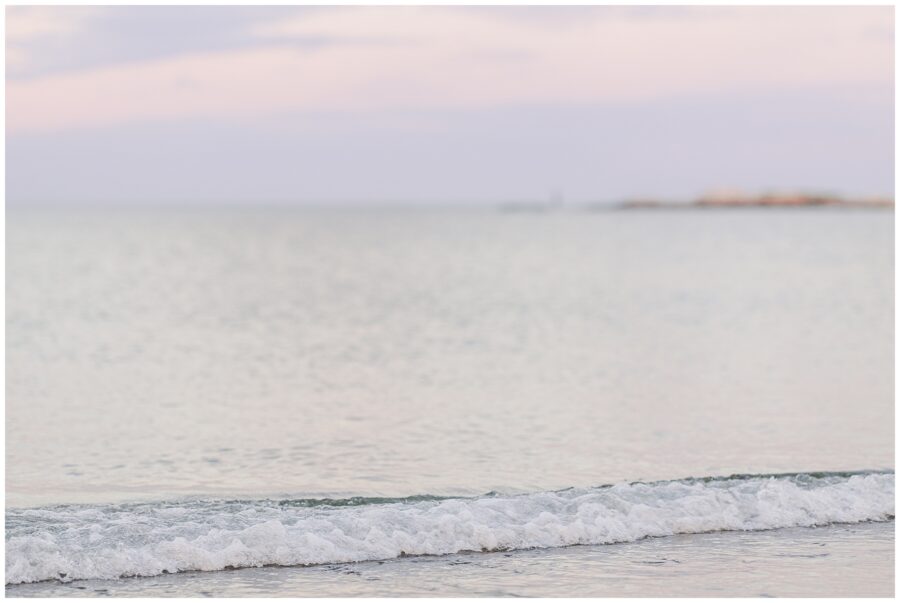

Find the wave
[[6, 471, 894, 585]]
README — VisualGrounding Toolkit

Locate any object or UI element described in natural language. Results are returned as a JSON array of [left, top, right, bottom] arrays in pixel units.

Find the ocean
[[6, 207, 894, 596]]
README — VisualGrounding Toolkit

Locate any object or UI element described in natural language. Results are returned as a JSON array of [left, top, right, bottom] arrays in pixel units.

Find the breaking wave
[[6, 471, 893, 585]]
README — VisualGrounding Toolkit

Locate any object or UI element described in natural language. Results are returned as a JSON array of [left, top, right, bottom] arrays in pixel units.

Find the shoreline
[[7, 521, 894, 597]]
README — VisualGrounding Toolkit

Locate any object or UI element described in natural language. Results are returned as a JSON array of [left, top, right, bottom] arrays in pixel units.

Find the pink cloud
[[7, 6, 893, 133]]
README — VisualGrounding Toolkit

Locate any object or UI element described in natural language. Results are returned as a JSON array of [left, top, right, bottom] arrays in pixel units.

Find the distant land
[[617, 192, 894, 210], [499, 193, 894, 213]]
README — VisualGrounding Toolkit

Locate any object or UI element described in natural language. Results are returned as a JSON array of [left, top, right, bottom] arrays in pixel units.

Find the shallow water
[[6, 207, 894, 594]]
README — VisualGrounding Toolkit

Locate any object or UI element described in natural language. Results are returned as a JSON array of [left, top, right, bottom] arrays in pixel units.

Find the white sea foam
[[5, 472, 894, 585]]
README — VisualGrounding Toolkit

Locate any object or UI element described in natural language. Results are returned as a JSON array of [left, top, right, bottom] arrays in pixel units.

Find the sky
[[6, 5, 895, 206]]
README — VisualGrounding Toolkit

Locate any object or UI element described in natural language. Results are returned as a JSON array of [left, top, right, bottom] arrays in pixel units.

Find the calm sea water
[[6, 207, 894, 596]]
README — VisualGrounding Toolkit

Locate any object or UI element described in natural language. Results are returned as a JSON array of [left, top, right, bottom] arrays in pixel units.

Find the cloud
[[6, 6, 100, 72], [6, 6, 305, 80], [6, 6, 93, 41], [6, 6, 893, 133]]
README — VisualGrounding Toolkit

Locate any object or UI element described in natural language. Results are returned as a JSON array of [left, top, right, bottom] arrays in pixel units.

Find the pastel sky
[[6, 6, 895, 205]]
